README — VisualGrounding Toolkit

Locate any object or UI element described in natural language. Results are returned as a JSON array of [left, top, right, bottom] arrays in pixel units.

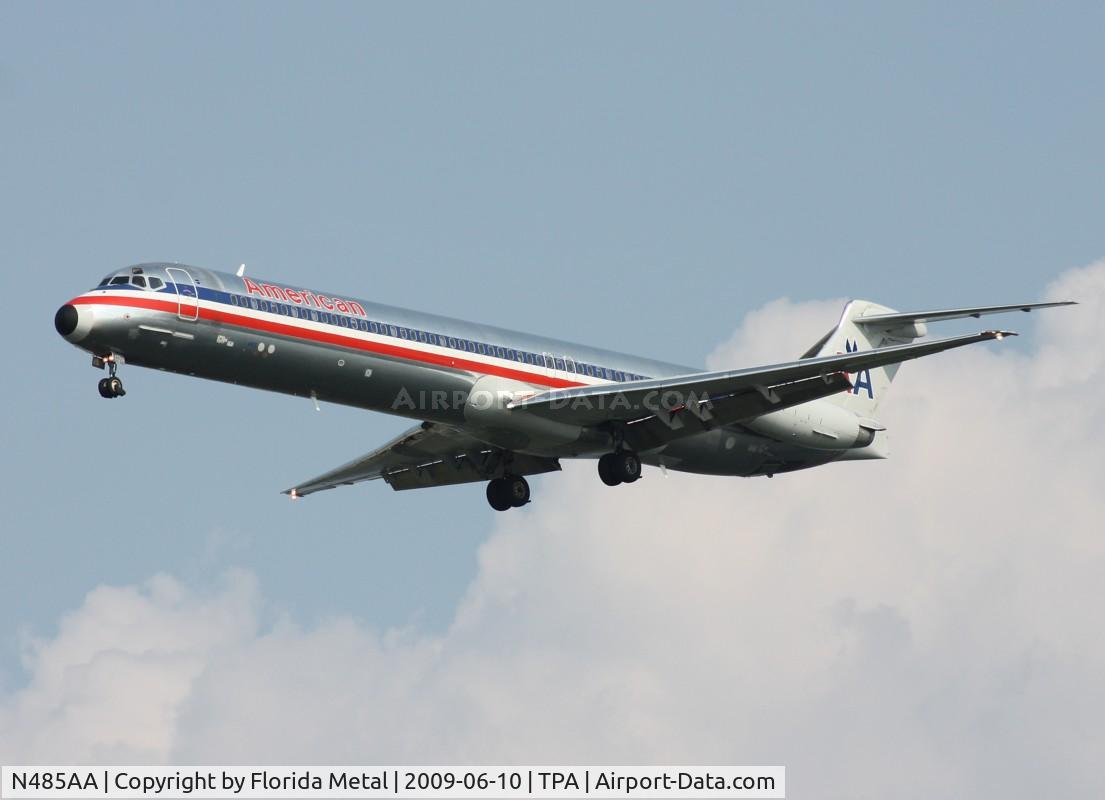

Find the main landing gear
[[598, 451, 641, 486], [486, 474, 530, 512], [95, 355, 125, 399]]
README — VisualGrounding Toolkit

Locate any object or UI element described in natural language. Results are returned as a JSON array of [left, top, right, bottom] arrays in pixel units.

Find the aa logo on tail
[[845, 339, 874, 399]]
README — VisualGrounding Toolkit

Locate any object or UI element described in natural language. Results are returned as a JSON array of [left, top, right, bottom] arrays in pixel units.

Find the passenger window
[[148, 277, 164, 290]]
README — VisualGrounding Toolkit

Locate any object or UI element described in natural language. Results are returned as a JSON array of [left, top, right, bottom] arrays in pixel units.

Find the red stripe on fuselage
[[70, 294, 587, 390]]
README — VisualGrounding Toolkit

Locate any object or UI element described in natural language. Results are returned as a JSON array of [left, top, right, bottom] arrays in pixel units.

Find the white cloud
[[3, 263, 1104, 798]]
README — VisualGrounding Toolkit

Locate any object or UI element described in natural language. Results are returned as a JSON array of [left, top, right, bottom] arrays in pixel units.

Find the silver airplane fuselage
[[54, 263, 853, 485]]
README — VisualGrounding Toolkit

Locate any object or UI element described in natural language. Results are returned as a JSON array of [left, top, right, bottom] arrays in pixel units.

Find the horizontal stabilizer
[[855, 301, 1075, 327]]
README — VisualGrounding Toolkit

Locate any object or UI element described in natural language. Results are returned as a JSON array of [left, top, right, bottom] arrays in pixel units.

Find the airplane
[[54, 263, 1074, 510]]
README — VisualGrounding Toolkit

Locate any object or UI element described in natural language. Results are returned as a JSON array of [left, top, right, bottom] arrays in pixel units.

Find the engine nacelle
[[744, 401, 875, 450], [463, 375, 591, 452]]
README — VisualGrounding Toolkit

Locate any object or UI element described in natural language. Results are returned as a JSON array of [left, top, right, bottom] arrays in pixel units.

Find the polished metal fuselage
[[60, 263, 845, 477]]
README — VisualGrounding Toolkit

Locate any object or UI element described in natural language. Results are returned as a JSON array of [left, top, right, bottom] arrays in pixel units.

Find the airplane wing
[[615, 371, 855, 452], [284, 422, 560, 497], [854, 301, 1075, 326], [508, 329, 1015, 429]]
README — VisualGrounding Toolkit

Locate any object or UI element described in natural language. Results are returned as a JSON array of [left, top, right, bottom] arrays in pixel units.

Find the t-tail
[[802, 298, 1076, 456], [804, 300, 917, 418]]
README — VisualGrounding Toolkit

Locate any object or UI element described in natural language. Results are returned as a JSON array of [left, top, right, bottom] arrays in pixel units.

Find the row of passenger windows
[[99, 274, 165, 290], [227, 293, 648, 382]]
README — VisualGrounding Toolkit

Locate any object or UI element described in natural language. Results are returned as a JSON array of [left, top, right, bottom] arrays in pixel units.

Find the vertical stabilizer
[[809, 300, 925, 418]]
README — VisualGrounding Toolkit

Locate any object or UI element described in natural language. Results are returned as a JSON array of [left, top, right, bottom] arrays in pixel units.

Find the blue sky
[[2, 4, 1104, 793]]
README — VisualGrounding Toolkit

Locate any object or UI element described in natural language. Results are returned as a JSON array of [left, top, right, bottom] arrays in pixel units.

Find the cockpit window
[[149, 277, 164, 290], [131, 275, 147, 288], [98, 276, 112, 287], [109, 276, 129, 286]]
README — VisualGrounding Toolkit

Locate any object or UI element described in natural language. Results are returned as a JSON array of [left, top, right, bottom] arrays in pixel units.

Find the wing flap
[[384, 451, 560, 491], [622, 372, 853, 451], [284, 422, 559, 497]]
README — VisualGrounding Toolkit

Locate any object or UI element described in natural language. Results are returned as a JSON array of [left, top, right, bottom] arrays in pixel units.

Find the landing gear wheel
[[97, 358, 126, 398], [505, 475, 530, 507], [598, 454, 622, 486], [612, 451, 641, 483], [486, 478, 513, 512], [487, 475, 531, 510]]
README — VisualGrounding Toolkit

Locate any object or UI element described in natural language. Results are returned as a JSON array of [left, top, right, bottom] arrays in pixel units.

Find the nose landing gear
[[95, 355, 125, 399]]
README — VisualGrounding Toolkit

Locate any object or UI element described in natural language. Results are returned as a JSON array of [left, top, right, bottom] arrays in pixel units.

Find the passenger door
[[165, 267, 199, 321]]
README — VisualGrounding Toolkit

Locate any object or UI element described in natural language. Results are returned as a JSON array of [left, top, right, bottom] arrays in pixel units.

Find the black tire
[[598, 454, 622, 486], [98, 378, 113, 398], [506, 475, 530, 507], [613, 451, 641, 483], [486, 478, 512, 511], [108, 377, 125, 397]]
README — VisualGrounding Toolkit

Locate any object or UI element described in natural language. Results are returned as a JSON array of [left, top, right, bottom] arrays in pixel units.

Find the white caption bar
[[1, 766, 784, 799]]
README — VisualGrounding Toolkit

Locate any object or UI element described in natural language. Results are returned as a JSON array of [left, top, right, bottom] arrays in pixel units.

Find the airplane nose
[[55, 304, 79, 337], [55, 303, 93, 342]]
